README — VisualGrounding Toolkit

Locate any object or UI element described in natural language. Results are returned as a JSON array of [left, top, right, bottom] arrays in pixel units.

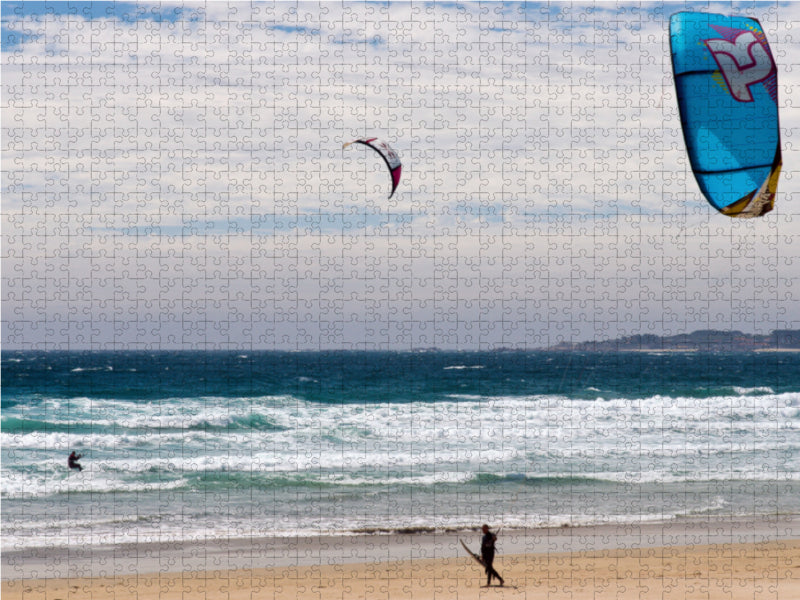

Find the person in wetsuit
[[68, 451, 83, 471], [480, 524, 504, 587]]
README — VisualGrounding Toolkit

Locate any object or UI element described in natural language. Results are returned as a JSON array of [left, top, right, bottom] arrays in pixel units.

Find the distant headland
[[549, 329, 800, 352]]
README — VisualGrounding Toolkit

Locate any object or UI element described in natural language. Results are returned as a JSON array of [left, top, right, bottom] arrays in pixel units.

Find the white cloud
[[2, 2, 799, 349]]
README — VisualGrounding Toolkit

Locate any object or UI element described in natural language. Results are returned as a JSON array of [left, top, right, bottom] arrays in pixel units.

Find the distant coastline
[[549, 329, 800, 352]]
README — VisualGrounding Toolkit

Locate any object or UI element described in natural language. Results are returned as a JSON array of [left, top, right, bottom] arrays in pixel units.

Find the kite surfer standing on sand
[[480, 524, 504, 587]]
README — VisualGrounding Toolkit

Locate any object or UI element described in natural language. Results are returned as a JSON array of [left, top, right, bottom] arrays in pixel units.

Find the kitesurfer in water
[[68, 451, 83, 471], [480, 524, 504, 587]]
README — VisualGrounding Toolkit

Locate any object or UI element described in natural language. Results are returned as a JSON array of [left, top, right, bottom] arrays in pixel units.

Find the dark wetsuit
[[481, 532, 504, 586], [68, 452, 83, 471]]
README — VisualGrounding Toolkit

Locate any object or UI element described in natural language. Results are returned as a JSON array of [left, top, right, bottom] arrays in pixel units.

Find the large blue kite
[[670, 12, 781, 217]]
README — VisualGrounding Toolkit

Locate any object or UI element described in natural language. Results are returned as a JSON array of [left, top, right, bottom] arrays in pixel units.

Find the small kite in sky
[[343, 138, 402, 198], [670, 12, 781, 218]]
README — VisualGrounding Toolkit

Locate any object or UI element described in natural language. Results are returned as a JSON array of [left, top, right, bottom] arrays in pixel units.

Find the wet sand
[[3, 518, 799, 599]]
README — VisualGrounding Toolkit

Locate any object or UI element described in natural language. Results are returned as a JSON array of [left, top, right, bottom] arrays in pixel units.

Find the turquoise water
[[2, 350, 799, 549]]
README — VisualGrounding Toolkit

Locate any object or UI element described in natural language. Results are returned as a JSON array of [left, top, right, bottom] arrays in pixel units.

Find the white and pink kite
[[343, 138, 402, 198]]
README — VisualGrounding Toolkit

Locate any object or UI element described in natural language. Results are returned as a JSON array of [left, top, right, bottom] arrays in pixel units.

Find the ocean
[[2, 350, 799, 551]]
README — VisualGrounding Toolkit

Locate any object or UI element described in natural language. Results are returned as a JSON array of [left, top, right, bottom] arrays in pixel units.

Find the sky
[[2, 1, 799, 350]]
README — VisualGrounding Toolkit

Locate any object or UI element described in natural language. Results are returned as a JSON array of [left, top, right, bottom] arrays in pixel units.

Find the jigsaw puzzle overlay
[[2, 2, 799, 599]]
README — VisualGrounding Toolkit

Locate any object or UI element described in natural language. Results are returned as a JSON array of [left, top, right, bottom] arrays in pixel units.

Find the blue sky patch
[[2, 1, 184, 49]]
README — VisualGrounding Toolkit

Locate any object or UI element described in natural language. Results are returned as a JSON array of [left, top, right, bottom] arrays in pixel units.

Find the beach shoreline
[[4, 351, 799, 598], [2, 518, 798, 599], [3, 515, 797, 580]]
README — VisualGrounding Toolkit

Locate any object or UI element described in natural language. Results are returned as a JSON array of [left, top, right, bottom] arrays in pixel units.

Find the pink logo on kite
[[705, 28, 775, 103]]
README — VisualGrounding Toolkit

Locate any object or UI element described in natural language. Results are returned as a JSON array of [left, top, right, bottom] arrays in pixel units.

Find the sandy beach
[[3, 519, 799, 599], [3, 540, 798, 600]]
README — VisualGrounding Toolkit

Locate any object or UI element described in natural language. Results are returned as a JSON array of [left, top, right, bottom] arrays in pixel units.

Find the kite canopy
[[669, 12, 781, 218], [343, 138, 402, 198]]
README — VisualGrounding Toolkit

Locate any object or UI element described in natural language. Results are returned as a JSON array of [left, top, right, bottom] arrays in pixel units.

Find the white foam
[[732, 386, 774, 395], [3, 391, 799, 504], [1, 468, 188, 499]]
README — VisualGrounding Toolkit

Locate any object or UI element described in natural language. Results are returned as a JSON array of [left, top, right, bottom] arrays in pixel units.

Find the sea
[[2, 350, 799, 551]]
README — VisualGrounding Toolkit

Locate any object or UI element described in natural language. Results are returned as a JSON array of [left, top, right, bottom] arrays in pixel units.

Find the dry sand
[[3, 539, 798, 600]]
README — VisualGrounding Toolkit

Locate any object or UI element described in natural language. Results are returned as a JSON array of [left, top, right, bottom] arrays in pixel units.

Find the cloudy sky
[[2, 1, 799, 350]]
